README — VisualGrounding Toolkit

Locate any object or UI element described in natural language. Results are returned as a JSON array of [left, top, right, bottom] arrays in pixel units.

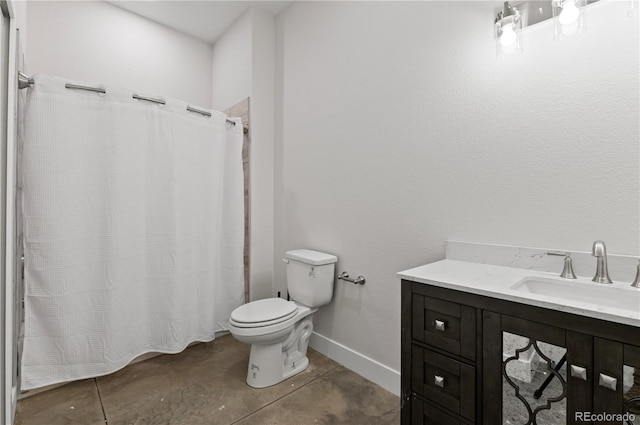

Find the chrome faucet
[[591, 240, 612, 284], [546, 252, 576, 279]]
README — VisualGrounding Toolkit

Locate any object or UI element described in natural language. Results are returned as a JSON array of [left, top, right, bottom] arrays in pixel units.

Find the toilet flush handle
[[282, 258, 289, 264]]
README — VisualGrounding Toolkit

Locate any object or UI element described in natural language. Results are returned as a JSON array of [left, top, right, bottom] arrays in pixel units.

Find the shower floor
[[14, 334, 400, 425]]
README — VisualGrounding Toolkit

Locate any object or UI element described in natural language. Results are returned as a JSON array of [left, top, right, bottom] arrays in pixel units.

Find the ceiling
[[108, 1, 292, 44]]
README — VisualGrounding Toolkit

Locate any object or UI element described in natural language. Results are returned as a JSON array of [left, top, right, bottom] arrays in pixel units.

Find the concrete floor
[[14, 335, 400, 425]]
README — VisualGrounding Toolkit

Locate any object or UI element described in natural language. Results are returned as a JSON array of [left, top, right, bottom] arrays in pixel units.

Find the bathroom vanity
[[399, 259, 640, 425]]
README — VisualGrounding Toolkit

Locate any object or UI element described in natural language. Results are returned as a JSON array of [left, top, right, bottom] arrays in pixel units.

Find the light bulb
[[500, 23, 517, 47], [559, 0, 580, 26]]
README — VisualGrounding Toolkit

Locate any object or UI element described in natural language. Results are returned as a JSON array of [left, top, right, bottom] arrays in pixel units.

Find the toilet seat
[[230, 298, 298, 328], [229, 302, 314, 339]]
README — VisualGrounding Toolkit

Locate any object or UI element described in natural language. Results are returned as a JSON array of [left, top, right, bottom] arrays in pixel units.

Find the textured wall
[[248, 8, 276, 301], [211, 10, 252, 111], [275, 1, 639, 373], [211, 8, 276, 301], [26, 1, 212, 107]]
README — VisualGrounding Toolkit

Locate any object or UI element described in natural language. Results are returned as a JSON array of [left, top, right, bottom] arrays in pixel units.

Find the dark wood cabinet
[[412, 345, 475, 421], [402, 279, 640, 425], [412, 398, 471, 424], [591, 340, 640, 424], [412, 294, 476, 362], [402, 281, 480, 424]]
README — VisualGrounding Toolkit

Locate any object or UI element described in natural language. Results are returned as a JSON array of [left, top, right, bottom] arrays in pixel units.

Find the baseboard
[[309, 332, 400, 396]]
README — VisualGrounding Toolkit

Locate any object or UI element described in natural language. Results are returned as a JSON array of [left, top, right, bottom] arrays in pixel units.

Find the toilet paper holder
[[338, 271, 366, 285]]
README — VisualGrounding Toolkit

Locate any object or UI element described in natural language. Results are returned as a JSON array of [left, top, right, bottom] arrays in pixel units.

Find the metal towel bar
[[338, 271, 366, 285]]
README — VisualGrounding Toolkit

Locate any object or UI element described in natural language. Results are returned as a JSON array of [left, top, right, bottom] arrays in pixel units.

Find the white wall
[[11, 0, 26, 58], [248, 9, 275, 301], [211, 8, 276, 301], [26, 1, 212, 107], [211, 10, 251, 111], [275, 0, 639, 381]]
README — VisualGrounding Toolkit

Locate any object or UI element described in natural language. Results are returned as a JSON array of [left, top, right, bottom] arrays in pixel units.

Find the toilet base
[[245, 318, 313, 388], [282, 354, 309, 381]]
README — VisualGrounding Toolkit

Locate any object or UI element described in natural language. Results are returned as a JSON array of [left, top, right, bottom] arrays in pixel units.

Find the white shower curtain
[[20, 75, 245, 390]]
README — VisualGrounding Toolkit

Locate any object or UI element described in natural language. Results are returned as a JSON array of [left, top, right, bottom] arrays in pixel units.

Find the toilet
[[228, 249, 337, 388]]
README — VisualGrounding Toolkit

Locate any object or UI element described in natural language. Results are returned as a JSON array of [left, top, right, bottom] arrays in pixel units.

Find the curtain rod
[[18, 72, 239, 127], [18, 71, 34, 89]]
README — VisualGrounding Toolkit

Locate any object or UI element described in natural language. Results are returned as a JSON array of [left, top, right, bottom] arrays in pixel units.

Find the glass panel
[[502, 331, 567, 425], [623, 365, 640, 424]]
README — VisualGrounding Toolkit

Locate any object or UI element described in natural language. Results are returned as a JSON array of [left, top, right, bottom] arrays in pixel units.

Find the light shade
[[494, 2, 523, 58], [552, 0, 587, 39]]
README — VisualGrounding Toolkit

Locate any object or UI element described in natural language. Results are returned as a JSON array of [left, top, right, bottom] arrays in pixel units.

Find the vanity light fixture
[[494, 1, 523, 58], [552, 0, 587, 39], [493, 0, 608, 59]]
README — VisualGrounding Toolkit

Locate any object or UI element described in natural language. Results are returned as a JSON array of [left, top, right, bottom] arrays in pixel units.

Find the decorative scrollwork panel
[[624, 365, 640, 425], [502, 332, 567, 425]]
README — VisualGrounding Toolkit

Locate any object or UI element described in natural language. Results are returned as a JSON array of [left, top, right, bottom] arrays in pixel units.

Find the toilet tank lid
[[285, 249, 338, 266]]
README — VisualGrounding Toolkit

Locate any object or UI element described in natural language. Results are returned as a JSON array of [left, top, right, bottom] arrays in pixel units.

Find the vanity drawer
[[412, 345, 475, 422], [412, 397, 473, 425], [412, 294, 476, 361]]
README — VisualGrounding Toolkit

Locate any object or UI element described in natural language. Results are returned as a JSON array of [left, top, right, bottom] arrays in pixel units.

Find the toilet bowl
[[228, 249, 337, 388], [229, 298, 316, 388]]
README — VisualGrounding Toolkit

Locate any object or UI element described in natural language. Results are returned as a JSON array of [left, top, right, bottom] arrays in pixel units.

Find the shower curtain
[[20, 75, 245, 390]]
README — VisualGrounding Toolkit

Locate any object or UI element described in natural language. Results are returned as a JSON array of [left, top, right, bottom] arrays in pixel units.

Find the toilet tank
[[285, 249, 338, 308]]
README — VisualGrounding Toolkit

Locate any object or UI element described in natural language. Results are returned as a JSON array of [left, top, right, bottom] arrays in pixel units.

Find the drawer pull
[[570, 365, 587, 381], [434, 375, 445, 388], [434, 319, 446, 332], [598, 373, 617, 391]]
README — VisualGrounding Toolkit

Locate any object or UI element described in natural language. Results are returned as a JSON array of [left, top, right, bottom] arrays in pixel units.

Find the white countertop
[[398, 259, 640, 327]]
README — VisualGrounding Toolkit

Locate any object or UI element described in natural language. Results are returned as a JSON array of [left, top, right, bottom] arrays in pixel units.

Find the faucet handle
[[632, 260, 640, 288], [546, 252, 577, 279]]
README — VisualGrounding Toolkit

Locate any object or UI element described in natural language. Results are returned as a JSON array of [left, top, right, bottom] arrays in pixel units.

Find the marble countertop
[[398, 259, 640, 327]]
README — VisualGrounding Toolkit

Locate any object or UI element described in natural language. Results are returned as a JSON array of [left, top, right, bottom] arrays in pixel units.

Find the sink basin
[[511, 277, 640, 314]]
